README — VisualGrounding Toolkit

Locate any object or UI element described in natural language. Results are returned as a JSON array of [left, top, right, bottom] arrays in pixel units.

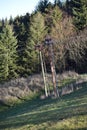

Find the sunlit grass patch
[[3, 115, 87, 130], [47, 115, 87, 130]]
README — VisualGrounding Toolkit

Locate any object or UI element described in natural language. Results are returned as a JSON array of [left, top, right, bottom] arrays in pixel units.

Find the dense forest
[[0, 0, 87, 82]]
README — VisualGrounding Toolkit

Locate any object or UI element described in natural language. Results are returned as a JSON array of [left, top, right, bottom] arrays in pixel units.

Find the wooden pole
[[49, 44, 59, 98], [39, 51, 48, 97]]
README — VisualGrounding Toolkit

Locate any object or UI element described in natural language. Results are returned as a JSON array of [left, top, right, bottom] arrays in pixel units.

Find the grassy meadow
[[0, 82, 87, 130]]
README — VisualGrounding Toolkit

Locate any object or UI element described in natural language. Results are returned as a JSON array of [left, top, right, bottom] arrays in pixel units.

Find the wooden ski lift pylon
[[35, 35, 59, 98], [44, 35, 59, 98]]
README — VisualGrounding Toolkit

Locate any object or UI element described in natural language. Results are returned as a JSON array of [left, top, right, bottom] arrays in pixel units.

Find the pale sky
[[0, 0, 56, 19]]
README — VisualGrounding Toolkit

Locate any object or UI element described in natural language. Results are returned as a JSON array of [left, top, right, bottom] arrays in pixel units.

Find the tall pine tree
[[0, 24, 18, 81], [25, 12, 47, 75], [36, 0, 50, 13], [13, 14, 30, 76]]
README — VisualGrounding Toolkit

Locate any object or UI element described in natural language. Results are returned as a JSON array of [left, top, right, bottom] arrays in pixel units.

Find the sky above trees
[[0, 0, 64, 19]]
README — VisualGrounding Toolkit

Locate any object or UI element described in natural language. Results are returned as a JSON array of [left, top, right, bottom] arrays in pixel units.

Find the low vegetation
[[0, 82, 87, 130]]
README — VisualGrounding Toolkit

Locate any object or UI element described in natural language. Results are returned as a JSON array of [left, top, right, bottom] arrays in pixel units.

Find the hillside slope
[[0, 83, 87, 130], [0, 71, 86, 103]]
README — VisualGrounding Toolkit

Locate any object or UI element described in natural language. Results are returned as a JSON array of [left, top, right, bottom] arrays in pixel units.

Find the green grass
[[0, 83, 87, 130], [0, 105, 7, 112]]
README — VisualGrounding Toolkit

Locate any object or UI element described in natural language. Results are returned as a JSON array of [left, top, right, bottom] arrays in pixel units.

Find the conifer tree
[[51, 6, 62, 35], [65, 0, 73, 15], [45, 5, 62, 39], [54, 0, 62, 8], [25, 12, 47, 74], [72, 0, 87, 30], [13, 14, 30, 76], [36, 0, 50, 13], [0, 24, 18, 81]]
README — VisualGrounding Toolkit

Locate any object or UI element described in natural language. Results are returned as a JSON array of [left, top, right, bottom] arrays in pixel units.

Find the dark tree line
[[0, 0, 87, 81]]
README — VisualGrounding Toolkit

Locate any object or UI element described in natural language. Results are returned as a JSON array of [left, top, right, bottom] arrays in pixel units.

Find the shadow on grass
[[0, 84, 87, 130], [0, 97, 58, 120], [0, 104, 87, 130]]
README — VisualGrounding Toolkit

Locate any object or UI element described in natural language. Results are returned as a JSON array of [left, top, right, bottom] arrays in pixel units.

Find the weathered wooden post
[[44, 36, 59, 98], [35, 44, 48, 97]]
